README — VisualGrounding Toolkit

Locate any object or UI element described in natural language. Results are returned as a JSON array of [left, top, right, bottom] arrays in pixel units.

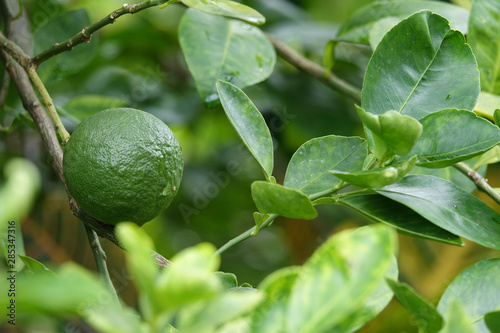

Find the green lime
[[63, 108, 183, 226]]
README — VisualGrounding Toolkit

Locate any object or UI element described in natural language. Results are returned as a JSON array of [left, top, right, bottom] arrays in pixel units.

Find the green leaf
[[337, 0, 469, 45], [215, 272, 238, 290], [473, 146, 500, 170], [337, 194, 462, 246], [251, 181, 317, 219], [375, 175, 500, 250], [179, 9, 275, 107], [474, 92, 500, 121], [495, 109, 500, 125], [250, 266, 301, 333], [284, 135, 367, 195], [355, 106, 422, 160], [18, 255, 52, 274], [34, 9, 97, 74], [62, 95, 129, 123], [178, 289, 263, 333], [287, 225, 397, 333], [331, 156, 418, 188], [439, 300, 478, 333], [485, 311, 500, 333], [401, 109, 500, 168], [438, 259, 500, 333], [362, 11, 480, 120], [115, 223, 159, 316], [217, 81, 273, 179], [155, 243, 222, 311], [468, 0, 500, 95], [181, 0, 265, 25], [368, 16, 401, 50], [386, 279, 444, 333]]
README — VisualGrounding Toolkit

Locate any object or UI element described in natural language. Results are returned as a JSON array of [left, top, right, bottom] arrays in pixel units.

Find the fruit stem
[[84, 224, 121, 305], [26, 67, 70, 143]]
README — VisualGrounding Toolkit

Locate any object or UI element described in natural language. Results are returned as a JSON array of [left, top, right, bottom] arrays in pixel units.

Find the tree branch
[[266, 33, 362, 104], [30, 0, 175, 67], [0, 1, 170, 267], [454, 162, 500, 205]]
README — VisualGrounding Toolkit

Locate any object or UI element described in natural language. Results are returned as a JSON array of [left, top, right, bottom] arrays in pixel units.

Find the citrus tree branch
[[0, 2, 170, 267], [454, 162, 500, 205], [31, 0, 176, 67], [266, 33, 362, 104]]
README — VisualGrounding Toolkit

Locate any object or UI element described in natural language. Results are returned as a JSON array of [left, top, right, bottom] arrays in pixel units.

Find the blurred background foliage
[[1, 0, 498, 332]]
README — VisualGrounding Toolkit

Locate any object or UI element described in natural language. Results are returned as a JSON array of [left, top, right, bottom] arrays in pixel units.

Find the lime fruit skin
[[63, 108, 183, 226]]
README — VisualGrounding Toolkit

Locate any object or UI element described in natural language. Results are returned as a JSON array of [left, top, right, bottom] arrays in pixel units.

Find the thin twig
[[84, 225, 120, 304], [266, 33, 362, 104], [454, 162, 500, 205], [215, 214, 278, 255], [0, 0, 171, 267], [25, 67, 70, 143], [30, 0, 176, 67]]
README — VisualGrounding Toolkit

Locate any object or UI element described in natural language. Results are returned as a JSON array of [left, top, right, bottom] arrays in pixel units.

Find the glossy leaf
[[287, 225, 396, 333], [468, 0, 500, 95], [474, 91, 500, 121], [251, 181, 317, 219], [177, 290, 263, 333], [402, 109, 500, 168], [375, 175, 500, 250], [337, 194, 462, 245], [156, 243, 222, 311], [284, 135, 367, 195], [250, 266, 300, 333], [485, 311, 500, 333], [179, 9, 275, 107], [356, 106, 422, 160], [217, 81, 273, 179], [181, 0, 265, 25], [35, 9, 96, 74], [331, 156, 418, 188], [438, 259, 500, 333], [362, 11, 480, 120], [386, 279, 443, 333], [439, 300, 478, 333], [337, 0, 469, 44]]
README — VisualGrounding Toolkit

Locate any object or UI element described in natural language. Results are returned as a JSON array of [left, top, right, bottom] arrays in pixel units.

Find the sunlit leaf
[[474, 91, 500, 120], [439, 300, 478, 333], [287, 225, 397, 333]]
